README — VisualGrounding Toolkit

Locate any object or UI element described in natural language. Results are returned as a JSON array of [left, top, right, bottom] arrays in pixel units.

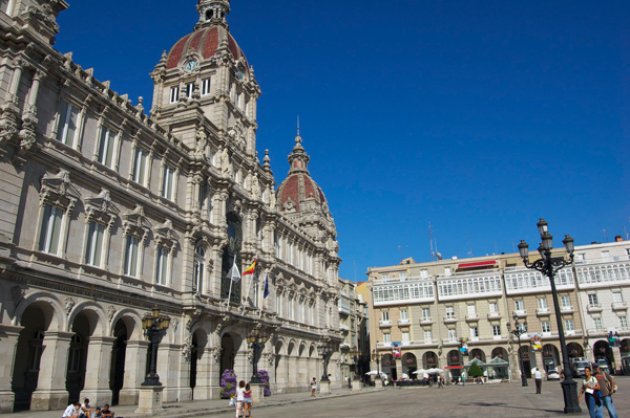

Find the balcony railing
[[420, 317, 433, 325], [536, 307, 550, 316], [443, 316, 457, 324], [612, 302, 628, 311], [487, 312, 501, 320], [465, 314, 479, 322], [560, 305, 574, 313], [379, 319, 392, 327], [398, 319, 411, 326], [587, 328, 607, 336], [513, 309, 527, 318], [586, 304, 603, 313]]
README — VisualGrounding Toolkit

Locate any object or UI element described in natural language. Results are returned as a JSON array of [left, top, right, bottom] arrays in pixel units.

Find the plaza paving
[[1, 377, 627, 418]]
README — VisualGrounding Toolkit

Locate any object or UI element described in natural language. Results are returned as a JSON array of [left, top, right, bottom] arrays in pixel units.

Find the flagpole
[[227, 254, 236, 307]]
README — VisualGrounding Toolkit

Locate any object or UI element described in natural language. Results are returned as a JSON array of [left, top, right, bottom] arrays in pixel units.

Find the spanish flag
[[243, 259, 257, 276]]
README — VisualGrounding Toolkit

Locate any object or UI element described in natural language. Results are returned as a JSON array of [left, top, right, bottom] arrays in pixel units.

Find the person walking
[[235, 380, 246, 418], [594, 365, 618, 418], [310, 377, 317, 397], [534, 368, 543, 394], [580, 366, 604, 418]]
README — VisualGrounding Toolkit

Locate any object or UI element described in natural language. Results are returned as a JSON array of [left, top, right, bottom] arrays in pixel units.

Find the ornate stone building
[[0, 0, 342, 412]]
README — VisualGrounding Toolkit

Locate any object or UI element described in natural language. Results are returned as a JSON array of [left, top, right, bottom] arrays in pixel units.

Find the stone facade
[[0, 0, 342, 412], [367, 240, 630, 382], [337, 278, 368, 383]]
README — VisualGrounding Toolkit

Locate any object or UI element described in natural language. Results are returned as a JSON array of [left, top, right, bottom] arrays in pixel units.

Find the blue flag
[[263, 273, 270, 298]]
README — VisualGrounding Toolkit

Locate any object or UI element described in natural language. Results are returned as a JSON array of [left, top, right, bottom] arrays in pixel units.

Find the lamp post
[[318, 342, 334, 382], [247, 327, 270, 383], [371, 348, 381, 379], [141, 308, 171, 386], [518, 218, 580, 414], [507, 313, 529, 387]]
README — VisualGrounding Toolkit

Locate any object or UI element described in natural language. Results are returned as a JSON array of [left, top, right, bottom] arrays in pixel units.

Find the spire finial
[[297, 115, 301, 137]]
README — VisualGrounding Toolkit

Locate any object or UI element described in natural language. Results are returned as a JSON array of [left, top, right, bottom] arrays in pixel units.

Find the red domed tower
[[277, 130, 338, 246], [151, 0, 260, 155]]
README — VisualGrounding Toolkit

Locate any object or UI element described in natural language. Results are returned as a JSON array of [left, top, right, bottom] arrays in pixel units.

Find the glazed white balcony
[[504, 267, 575, 295], [373, 279, 435, 306], [576, 260, 630, 288], [437, 270, 503, 301]]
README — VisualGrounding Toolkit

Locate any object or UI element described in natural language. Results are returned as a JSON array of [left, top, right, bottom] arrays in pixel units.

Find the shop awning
[[457, 260, 497, 270], [444, 365, 463, 370]]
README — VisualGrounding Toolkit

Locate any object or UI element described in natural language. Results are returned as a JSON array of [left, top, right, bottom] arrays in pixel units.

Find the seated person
[[92, 407, 102, 418], [62, 402, 81, 418], [101, 404, 114, 418]]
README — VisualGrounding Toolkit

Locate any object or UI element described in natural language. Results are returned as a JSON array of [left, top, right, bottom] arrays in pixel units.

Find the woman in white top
[[235, 380, 246, 418], [580, 366, 603, 418]]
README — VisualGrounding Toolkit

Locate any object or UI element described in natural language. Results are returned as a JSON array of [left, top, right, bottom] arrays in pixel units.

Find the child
[[243, 383, 253, 417], [235, 380, 246, 418]]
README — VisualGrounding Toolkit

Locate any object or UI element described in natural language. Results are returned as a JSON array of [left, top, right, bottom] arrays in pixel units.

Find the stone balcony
[[443, 316, 457, 324], [513, 309, 527, 318], [379, 319, 392, 328], [586, 304, 603, 313], [536, 307, 551, 316], [398, 319, 411, 327], [560, 305, 574, 314], [612, 302, 628, 311], [487, 312, 501, 320], [420, 318, 433, 325], [465, 314, 480, 322]]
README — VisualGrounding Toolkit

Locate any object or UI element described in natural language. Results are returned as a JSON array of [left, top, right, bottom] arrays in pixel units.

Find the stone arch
[[287, 339, 297, 357], [12, 291, 66, 332], [593, 340, 613, 370], [67, 301, 108, 337], [519, 345, 534, 378], [401, 352, 418, 375], [422, 351, 439, 369], [109, 308, 143, 341], [309, 344, 317, 358], [542, 344, 560, 371], [469, 348, 486, 362], [298, 342, 306, 357], [566, 342, 584, 359]]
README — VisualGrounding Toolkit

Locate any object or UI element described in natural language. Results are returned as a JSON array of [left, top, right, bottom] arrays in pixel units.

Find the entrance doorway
[[109, 320, 128, 406], [220, 334, 235, 378]]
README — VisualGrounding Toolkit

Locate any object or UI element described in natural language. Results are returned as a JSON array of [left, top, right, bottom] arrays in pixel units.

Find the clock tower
[[150, 0, 260, 156]]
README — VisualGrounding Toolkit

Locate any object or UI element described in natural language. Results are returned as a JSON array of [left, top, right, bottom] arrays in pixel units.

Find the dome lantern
[[197, 0, 231, 29]]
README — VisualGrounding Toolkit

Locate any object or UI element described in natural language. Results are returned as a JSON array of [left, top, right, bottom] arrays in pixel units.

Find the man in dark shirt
[[101, 404, 115, 418]]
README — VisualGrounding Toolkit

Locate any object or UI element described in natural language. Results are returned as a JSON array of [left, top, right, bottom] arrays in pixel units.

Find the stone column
[[612, 346, 622, 374], [510, 349, 520, 381], [0, 325, 23, 412], [234, 349, 250, 384], [157, 343, 178, 403], [80, 336, 115, 407], [31, 331, 73, 411], [118, 339, 149, 406]]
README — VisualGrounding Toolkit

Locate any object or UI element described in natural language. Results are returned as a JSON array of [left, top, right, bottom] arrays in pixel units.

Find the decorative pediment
[[122, 205, 151, 239], [84, 189, 119, 226], [40, 169, 81, 210], [153, 219, 179, 248]]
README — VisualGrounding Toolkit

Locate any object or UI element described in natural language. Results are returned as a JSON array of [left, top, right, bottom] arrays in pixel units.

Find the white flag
[[229, 255, 241, 282]]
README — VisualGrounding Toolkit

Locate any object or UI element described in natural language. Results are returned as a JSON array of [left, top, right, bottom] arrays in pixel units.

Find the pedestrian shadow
[[465, 401, 562, 415]]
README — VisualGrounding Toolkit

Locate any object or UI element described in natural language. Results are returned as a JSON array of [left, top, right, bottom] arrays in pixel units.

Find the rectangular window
[[124, 235, 140, 277], [445, 306, 455, 319], [561, 295, 571, 308], [401, 331, 410, 345], [593, 317, 603, 329], [515, 300, 525, 311], [422, 307, 431, 321], [161, 165, 175, 200], [85, 222, 105, 267], [202, 78, 211, 95], [447, 329, 457, 341], [169, 86, 179, 103], [489, 302, 498, 313], [155, 246, 169, 286], [133, 148, 149, 186], [56, 101, 79, 145], [39, 205, 63, 254], [383, 333, 391, 344], [564, 319, 575, 332], [542, 321, 551, 333], [492, 325, 501, 337], [620, 316, 628, 328], [400, 309, 408, 321], [588, 293, 599, 306], [97, 127, 116, 168], [424, 330, 432, 344], [467, 304, 477, 317], [420, 269, 428, 279], [613, 291, 623, 303], [517, 322, 528, 333], [185, 82, 194, 98], [470, 327, 479, 338], [538, 298, 548, 309], [381, 311, 389, 321]]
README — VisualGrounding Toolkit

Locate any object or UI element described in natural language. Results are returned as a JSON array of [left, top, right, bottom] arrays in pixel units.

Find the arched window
[[194, 244, 205, 294]]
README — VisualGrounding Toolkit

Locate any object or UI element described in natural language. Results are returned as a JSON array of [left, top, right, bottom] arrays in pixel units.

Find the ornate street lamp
[[518, 218, 580, 414], [507, 313, 529, 387], [141, 308, 171, 386], [318, 342, 334, 382], [246, 327, 270, 383]]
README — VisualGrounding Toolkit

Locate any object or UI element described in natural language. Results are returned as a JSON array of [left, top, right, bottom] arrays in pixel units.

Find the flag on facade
[[243, 259, 257, 276], [263, 272, 270, 298], [229, 255, 241, 282]]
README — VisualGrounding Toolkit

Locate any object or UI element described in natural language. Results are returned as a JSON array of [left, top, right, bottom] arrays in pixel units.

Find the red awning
[[457, 260, 497, 270], [444, 365, 464, 370]]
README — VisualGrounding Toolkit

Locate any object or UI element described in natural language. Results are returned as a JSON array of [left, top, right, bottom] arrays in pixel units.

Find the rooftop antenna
[[428, 222, 442, 261]]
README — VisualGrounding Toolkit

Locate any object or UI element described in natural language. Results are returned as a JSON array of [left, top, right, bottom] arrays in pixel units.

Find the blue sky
[[55, 1, 629, 280]]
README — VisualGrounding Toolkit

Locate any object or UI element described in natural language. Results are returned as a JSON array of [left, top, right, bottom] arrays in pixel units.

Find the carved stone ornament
[[64, 297, 75, 314], [107, 305, 116, 321]]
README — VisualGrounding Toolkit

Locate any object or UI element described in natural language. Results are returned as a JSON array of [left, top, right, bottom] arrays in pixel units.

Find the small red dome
[[166, 26, 247, 69], [277, 173, 328, 215]]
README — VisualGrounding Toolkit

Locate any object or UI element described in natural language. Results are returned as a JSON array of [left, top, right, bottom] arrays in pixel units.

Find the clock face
[[184, 59, 198, 72]]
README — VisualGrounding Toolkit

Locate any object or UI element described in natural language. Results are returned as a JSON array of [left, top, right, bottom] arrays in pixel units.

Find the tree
[[468, 362, 483, 379]]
